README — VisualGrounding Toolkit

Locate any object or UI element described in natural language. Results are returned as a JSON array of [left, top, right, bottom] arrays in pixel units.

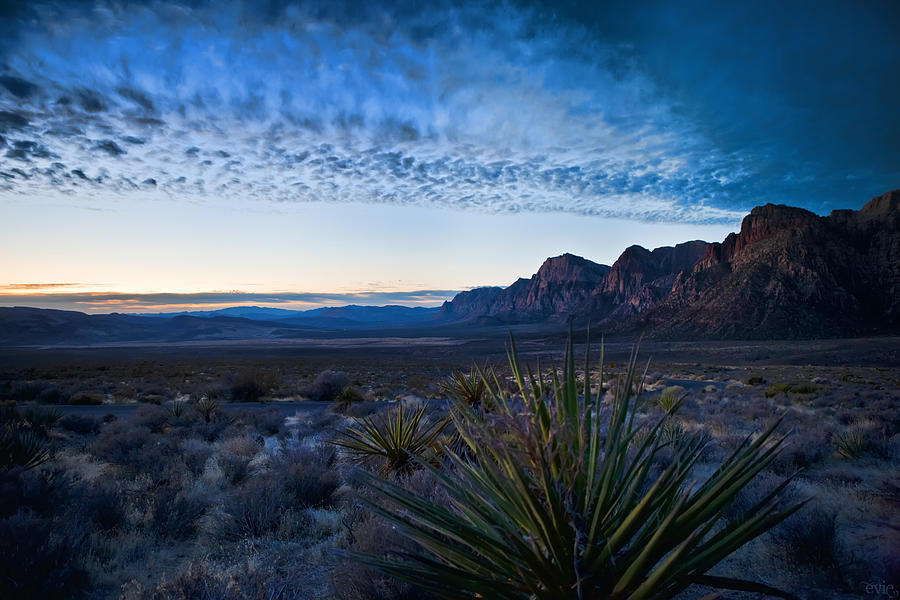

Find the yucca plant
[[441, 367, 488, 410], [333, 400, 450, 476], [1, 424, 52, 471], [192, 393, 220, 423], [834, 427, 870, 459], [350, 331, 807, 599]]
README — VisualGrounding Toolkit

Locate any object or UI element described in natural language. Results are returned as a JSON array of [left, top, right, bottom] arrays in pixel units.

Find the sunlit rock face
[[441, 191, 900, 339]]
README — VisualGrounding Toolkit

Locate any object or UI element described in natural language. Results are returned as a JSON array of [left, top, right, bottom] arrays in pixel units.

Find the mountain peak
[[860, 189, 900, 216], [535, 253, 608, 283]]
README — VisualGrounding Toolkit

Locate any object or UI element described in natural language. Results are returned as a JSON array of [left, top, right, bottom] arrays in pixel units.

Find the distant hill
[[137, 304, 440, 329], [4, 190, 898, 344]]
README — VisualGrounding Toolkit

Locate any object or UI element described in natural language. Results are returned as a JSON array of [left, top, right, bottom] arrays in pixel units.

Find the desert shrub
[[67, 391, 105, 405], [129, 559, 311, 600], [58, 413, 101, 435], [271, 447, 340, 508], [132, 404, 174, 434], [78, 479, 126, 532], [333, 399, 449, 476], [771, 506, 845, 583], [765, 383, 792, 398], [36, 386, 66, 404], [0, 512, 90, 599], [0, 466, 75, 518], [335, 513, 436, 600], [89, 421, 179, 479], [656, 385, 686, 412], [238, 407, 284, 436], [789, 383, 818, 394], [771, 430, 830, 474], [343, 400, 381, 418], [181, 438, 214, 476], [139, 393, 166, 405], [350, 333, 806, 599], [303, 370, 350, 402], [216, 435, 262, 485], [745, 375, 766, 385], [6, 381, 47, 402], [150, 486, 208, 540], [230, 368, 276, 402], [209, 475, 298, 542]]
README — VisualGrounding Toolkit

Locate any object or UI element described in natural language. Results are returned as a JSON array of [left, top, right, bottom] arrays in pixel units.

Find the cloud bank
[[0, 288, 458, 312], [0, 0, 758, 223]]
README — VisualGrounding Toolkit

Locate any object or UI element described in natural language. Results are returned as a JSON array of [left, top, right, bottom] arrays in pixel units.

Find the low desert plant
[[67, 391, 105, 405], [834, 426, 871, 459], [333, 400, 449, 476], [351, 332, 807, 599], [58, 413, 101, 435], [191, 393, 220, 423], [333, 386, 365, 412], [656, 385, 686, 413], [441, 367, 487, 409], [304, 370, 350, 402], [0, 425, 52, 471], [21, 406, 61, 434]]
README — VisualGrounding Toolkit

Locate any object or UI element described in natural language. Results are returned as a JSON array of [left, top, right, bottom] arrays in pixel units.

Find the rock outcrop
[[440, 190, 900, 338]]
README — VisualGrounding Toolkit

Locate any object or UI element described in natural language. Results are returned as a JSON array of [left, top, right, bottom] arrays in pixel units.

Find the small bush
[[789, 384, 818, 394], [216, 435, 261, 485], [271, 447, 340, 508], [0, 512, 90, 599], [209, 475, 297, 542], [58, 413, 101, 435], [78, 480, 126, 532], [67, 391, 105, 405], [230, 369, 276, 402], [303, 370, 350, 402], [745, 375, 766, 385], [772, 506, 843, 578], [150, 486, 208, 540], [656, 385, 686, 412]]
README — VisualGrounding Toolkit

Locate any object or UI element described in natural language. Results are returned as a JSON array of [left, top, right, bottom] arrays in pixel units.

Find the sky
[[1, 0, 898, 313]]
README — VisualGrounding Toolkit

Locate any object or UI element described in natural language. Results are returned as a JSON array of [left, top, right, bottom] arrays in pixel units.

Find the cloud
[[0, 1, 896, 220], [0, 289, 459, 312]]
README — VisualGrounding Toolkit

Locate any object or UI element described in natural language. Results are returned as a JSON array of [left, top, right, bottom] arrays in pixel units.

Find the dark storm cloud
[[0, 0, 896, 219]]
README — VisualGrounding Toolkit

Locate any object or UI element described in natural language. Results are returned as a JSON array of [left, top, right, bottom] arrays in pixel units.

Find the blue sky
[[1, 0, 897, 312]]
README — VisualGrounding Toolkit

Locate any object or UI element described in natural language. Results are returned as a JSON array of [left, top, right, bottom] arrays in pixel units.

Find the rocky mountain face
[[441, 253, 611, 322], [441, 190, 900, 338]]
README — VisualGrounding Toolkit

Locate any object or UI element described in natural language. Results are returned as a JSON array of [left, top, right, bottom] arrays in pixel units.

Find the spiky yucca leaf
[[333, 400, 449, 476], [441, 367, 488, 410], [1, 425, 52, 471], [350, 330, 806, 599]]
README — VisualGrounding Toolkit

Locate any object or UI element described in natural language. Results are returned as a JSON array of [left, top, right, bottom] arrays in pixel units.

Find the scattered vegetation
[[333, 399, 449, 476], [351, 335, 807, 599], [440, 366, 487, 409]]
